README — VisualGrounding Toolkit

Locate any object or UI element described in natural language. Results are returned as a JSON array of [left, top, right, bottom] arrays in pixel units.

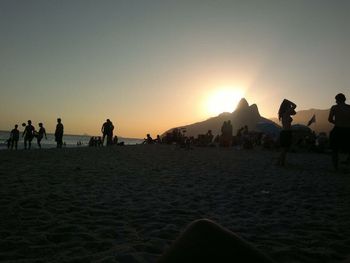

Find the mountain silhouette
[[163, 99, 333, 137], [163, 98, 277, 137]]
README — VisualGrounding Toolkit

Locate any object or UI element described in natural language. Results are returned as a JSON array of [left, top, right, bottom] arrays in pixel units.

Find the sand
[[0, 145, 349, 263]]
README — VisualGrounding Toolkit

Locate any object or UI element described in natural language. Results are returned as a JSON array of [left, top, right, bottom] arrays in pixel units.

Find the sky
[[1, 0, 349, 137]]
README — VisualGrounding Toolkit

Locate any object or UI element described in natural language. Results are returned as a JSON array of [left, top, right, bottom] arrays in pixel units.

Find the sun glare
[[206, 88, 245, 116]]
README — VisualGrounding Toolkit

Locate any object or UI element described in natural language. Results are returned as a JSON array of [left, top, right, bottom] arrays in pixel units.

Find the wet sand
[[0, 145, 349, 262]]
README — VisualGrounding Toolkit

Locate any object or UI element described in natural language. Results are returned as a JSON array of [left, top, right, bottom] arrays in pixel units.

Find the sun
[[205, 87, 245, 116]]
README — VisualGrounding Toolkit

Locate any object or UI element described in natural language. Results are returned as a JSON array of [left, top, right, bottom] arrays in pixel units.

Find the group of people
[[278, 93, 350, 170], [7, 118, 64, 150], [7, 118, 117, 150], [88, 135, 119, 147], [5, 93, 350, 170], [143, 134, 162, 144]]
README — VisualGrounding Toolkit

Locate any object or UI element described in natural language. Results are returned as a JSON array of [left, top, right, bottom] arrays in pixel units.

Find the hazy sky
[[1, 0, 349, 137]]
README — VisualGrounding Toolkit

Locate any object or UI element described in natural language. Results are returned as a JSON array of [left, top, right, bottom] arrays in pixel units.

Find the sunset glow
[[205, 88, 245, 116], [0, 1, 348, 137]]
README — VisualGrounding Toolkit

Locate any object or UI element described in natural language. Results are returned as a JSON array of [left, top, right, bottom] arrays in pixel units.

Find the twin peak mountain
[[164, 98, 333, 136], [165, 98, 275, 137]]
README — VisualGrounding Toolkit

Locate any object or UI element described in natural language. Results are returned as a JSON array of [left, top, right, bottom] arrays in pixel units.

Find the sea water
[[0, 130, 143, 150]]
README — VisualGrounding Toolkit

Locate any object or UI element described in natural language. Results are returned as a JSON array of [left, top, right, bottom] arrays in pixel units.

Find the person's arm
[[44, 128, 47, 139], [328, 106, 335, 124]]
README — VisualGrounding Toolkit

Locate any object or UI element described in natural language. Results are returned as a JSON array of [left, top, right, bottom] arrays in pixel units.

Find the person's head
[[28, 120, 32, 125], [22, 122, 26, 127], [57, 118, 61, 123], [107, 119, 110, 122], [39, 123, 43, 127], [15, 124, 18, 129], [335, 93, 346, 104]]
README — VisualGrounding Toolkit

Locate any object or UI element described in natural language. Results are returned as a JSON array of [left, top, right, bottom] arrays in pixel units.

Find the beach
[[0, 145, 349, 263]]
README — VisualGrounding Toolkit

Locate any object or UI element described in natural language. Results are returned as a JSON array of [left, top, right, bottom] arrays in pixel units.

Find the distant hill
[[162, 98, 278, 137], [270, 108, 332, 134], [163, 99, 334, 137]]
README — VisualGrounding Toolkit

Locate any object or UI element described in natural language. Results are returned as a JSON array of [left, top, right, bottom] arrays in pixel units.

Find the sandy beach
[[0, 145, 349, 262]]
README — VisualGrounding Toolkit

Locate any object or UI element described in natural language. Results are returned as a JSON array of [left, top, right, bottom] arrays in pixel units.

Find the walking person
[[10, 124, 20, 150], [36, 122, 47, 149], [22, 120, 35, 150], [328, 93, 350, 170], [277, 99, 297, 166], [55, 118, 64, 148]]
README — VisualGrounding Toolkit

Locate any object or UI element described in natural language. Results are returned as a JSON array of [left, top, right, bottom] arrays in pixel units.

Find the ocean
[[0, 130, 144, 150]]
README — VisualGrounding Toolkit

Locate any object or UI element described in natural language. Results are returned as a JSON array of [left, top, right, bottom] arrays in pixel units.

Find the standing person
[[221, 121, 233, 147], [328, 93, 350, 170], [10, 124, 20, 150], [22, 120, 35, 149], [101, 119, 109, 145], [220, 121, 227, 147], [101, 119, 114, 146], [107, 120, 114, 146], [36, 122, 47, 149], [227, 120, 233, 147], [277, 99, 297, 166], [55, 118, 64, 148]]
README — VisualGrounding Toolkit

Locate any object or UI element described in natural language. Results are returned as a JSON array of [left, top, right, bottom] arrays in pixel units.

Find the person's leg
[[158, 219, 275, 263], [277, 147, 287, 166], [102, 134, 105, 145], [330, 128, 339, 170], [107, 134, 112, 146], [28, 138, 32, 149], [57, 136, 62, 148], [15, 140, 18, 150], [37, 138, 41, 149], [277, 131, 287, 166]]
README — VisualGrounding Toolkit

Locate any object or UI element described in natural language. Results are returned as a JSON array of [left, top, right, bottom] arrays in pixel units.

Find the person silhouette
[[144, 134, 154, 144], [36, 123, 47, 149], [55, 118, 64, 148], [22, 120, 35, 150], [101, 119, 115, 146], [328, 93, 350, 170], [277, 99, 297, 166], [10, 124, 20, 150]]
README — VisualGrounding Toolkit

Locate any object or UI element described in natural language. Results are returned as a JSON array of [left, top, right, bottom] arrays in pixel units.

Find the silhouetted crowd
[[4, 93, 350, 170], [7, 118, 63, 150]]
